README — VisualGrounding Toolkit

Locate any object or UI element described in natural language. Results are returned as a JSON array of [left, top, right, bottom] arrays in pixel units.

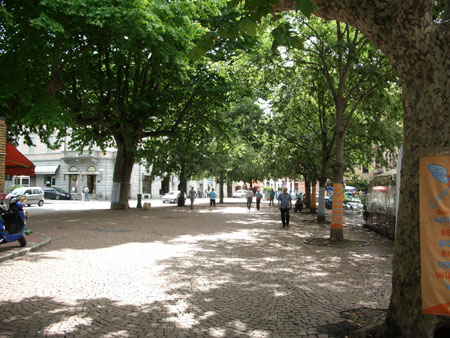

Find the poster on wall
[[420, 154, 450, 316], [111, 182, 121, 204]]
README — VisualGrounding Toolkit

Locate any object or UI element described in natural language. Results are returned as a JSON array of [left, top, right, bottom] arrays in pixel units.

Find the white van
[[7, 187, 45, 207]]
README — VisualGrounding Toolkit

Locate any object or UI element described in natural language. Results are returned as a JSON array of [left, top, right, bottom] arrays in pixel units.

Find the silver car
[[232, 190, 248, 198], [7, 187, 45, 207], [162, 191, 186, 203]]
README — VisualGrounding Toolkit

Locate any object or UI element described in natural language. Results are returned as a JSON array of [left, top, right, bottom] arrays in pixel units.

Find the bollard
[[137, 194, 142, 208]]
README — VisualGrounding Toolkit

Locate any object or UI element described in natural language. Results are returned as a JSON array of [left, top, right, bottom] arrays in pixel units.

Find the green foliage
[[295, 0, 318, 17], [245, 13, 403, 186], [189, 0, 316, 60]]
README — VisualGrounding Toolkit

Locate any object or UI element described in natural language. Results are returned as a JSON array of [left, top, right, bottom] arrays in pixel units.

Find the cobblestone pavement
[[0, 202, 393, 338]]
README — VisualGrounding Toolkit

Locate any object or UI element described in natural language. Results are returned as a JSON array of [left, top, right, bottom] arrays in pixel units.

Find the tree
[[0, 0, 228, 209], [269, 0, 450, 336], [0, 0, 70, 144], [253, 13, 401, 223], [143, 60, 232, 207], [202, 99, 267, 202], [284, 16, 396, 240], [265, 50, 336, 220]]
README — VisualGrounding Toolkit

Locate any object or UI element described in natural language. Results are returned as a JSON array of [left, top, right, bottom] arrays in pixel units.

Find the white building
[[13, 135, 221, 200]]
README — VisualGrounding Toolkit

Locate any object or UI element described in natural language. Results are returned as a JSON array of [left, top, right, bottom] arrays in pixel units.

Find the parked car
[[43, 187, 72, 200], [345, 198, 364, 211], [162, 191, 186, 203], [7, 187, 45, 207], [232, 190, 248, 198]]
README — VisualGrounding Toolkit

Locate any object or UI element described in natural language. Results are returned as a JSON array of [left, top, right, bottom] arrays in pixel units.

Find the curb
[[0, 232, 52, 263]]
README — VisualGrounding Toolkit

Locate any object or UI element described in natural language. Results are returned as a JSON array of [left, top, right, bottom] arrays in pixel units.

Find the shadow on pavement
[[1, 204, 393, 337]]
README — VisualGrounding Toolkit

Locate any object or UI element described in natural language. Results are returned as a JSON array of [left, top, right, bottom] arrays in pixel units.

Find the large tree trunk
[[330, 103, 346, 241], [111, 140, 135, 210], [272, 0, 450, 335], [378, 43, 450, 337]]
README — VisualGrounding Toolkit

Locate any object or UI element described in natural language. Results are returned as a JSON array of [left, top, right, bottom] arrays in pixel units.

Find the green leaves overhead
[[239, 17, 257, 36], [271, 23, 304, 52], [295, 0, 317, 18], [189, 0, 315, 60]]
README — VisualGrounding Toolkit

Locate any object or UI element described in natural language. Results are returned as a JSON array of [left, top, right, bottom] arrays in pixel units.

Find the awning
[[5, 142, 35, 176], [35, 165, 59, 175]]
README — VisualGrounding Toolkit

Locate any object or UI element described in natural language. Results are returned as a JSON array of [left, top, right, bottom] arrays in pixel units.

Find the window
[[14, 176, 30, 186], [143, 176, 152, 194], [363, 167, 369, 173], [28, 136, 35, 154]]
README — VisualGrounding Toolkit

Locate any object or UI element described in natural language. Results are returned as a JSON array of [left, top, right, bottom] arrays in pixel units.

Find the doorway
[[87, 175, 96, 194], [160, 176, 170, 195]]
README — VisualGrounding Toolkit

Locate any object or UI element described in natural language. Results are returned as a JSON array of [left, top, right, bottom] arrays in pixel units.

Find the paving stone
[[0, 204, 393, 337]]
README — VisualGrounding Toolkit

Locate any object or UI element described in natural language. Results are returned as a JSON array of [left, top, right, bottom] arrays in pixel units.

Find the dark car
[[43, 187, 71, 200]]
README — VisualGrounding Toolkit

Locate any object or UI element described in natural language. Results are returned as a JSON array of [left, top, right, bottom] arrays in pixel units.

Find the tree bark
[[304, 178, 311, 208], [330, 102, 346, 240], [317, 175, 327, 222], [310, 182, 317, 214], [219, 175, 225, 204], [379, 43, 450, 337], [272, 0, 450, 335], [111, 140, 135, 210], [177, 164, 186, 207]]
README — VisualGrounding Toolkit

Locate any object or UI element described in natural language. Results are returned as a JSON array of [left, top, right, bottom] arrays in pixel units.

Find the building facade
[[10, 135, 222, 200]]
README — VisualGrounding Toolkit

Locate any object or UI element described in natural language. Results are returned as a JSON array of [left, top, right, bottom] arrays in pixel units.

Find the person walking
[[246, 189, 254, 210], [277, 187, 292, 228], [255, 189, 263, 210], [269, 188, 275, 206], [209, 188, 217, 210], [83, 186, 90, 202], [188, 187, 197, 210]]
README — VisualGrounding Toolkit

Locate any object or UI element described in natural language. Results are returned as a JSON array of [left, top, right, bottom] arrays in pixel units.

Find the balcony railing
[[62, 150, 102, 160]]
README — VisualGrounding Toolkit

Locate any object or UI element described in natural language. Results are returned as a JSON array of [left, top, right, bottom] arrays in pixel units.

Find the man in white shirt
[[246, 189, 254, 210]]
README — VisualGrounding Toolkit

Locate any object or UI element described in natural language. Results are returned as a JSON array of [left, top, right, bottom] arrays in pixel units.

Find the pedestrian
[[209, 188, 217, 210], [277, 187, 292, 228], [269, 188, 275, 206], [246, 189, 254, 210], [83, 186, 89, 202], [255, 189, 263, 210], [188, 187, 197, 210]]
